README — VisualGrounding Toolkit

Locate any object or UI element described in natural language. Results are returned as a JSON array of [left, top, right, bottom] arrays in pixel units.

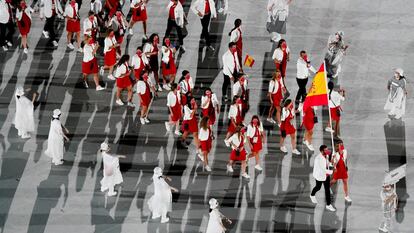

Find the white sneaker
[[127, 102, 135, 107], [345, 196, 352, 203], [107, 74, 115, 80], [107, 191, 117, 197], [325, 127, 334, 133], [100, 187, 108, 192], [292, 149, 301, 155], [174, 130, 181, 136], [163, 84, 171, 91], [52, 40, 58, 47], [160, 217, 169, 223], [144, 118, 150, 123], [96, 85, 105, 91], [21, 133, 31, 139], [224, 139, 230, 147], [42, 30, 49, 38], [67, 43, 75, 50], [128, 28, 133, 35], [266, 118, 275, 124], [197, 153, 204, 162], [307, 143, 315, 151], [218, 7, 224, 13], [326, 204, 336, 212], [6, 41, 12, 47], [277, 123, 281, 128], [241, 173, 250, 179], [207, 45, 215, 51], [255, 164, 263, 171], [140, 118, 146, 125], [116, 99, 124, 106], [151, 214, 161, 219], [165, 122, 171, 131], [226, 164, 233, 173], [280, 146, 287, 153], [303, 140, 308, 145], [157, 85, 163, 92], [378, 226, 388, 232], [77, 47, 82, 53], [310, 195, 317, 204], [23, 48, 28, 54], [205, 165, 212, 172], [2, 46, 8, 51], [100, 66, 105, 76]]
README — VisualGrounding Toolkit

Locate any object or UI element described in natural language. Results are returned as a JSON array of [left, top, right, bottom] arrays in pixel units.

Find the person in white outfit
[[45, 109, 69, 165], [99, 142, 125, 197], [148, 167, 178, 223], [266, 0, 292, 42], [192, 0, 216, 50], [206, 198, 231, 233], [384, 68, 407, 119], [39, 0, 63, 47], [14, 86, 36, 139]]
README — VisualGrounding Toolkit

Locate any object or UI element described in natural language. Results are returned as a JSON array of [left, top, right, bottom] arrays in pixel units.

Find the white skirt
[[148, 192, 172, 216], [100, 167, 123, 188], [384, 88, 406, 118]]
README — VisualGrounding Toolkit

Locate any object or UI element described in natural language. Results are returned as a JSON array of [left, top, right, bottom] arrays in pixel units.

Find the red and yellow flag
[[303, 63, 329, 111], [244, 54, 255, 67]]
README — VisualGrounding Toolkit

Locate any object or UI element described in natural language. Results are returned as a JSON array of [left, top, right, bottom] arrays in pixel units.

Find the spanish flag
[[244, 54, 255, 67], [302, 63, 329, 111]]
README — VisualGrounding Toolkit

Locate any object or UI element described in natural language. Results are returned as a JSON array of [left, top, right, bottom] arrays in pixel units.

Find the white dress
[[147, 174, 172, 217], [384, 78, 406, 118], [45, 119, 65, 164], [100, 152, 123, 189], [206, 209, 225, 233], [14, 95, 35, 135]]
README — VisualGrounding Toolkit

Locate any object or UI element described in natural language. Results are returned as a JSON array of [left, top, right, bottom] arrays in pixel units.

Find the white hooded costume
[[206, 198, 226, 233], [384, 68, 406, 119], [148, 167, 172, 223], [14, 86, 35, 138], [100, 142, 123, 196], [45, 109, 65, 165]]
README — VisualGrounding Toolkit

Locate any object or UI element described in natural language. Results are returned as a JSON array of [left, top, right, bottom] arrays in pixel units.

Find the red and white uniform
[[40, 0, 63, 18], [82, 43, 98, 74], [229, 133, 247, 161], [64, 3, 80, 32], [131, 53, 149, 79], [179, 77, 194, 105], [227, 104, 243, 133], [280, 107, 295, 135], [105, 0, 119, 18], [230, 27, 243, 63], [114, 63, 132, 88], [130, 0, 147, 22], [161, 46, 177, 76], [83, 16, 98, 37], [167, 91, 182, 122], [198, 127, 212, 152], [201, 93, 219, 125], [109, 15, 127, 44], [181, 105, 198, 133], [16, 7, 32, 36], [104, 36, 117, 66], [272, 46, 290, 78], [143, 42, 159, 72], [232, 80, 248, 112], [268, 78, 283, 107], [302, 107, 315, 131], [329, 90, 344, 121], [137, 79, 152, 107], [332, 149, 348, 180], [247, 123, 263, 153]]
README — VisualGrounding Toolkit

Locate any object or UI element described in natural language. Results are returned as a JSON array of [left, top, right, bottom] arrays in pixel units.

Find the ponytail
[[228, 19, 242, 36]]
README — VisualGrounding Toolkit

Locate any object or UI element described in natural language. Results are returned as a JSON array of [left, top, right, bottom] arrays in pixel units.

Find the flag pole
[[324, 61, 335, 154]]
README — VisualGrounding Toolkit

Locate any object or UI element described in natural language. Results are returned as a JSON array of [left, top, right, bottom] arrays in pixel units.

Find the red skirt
[[330, 106, 341, 121], [202, 108, 216, 125], [230, 149, 246, 161], [170, 104, 182, 122], [281, 122, 295, 135], [104, 48, 117, 67], [132, 7, 148, 22], [82, 58, 99, 74], [227, 120, 237, 134], [17, 14, 31, 36], [139, 91, 151, 107], [182, 117, 198, 133], [303, 115, 315, 131], [116, 76, 132, 89], [271, 93, 282, 108], [66, 19, 81, 33], [250, 138, 262, 153], [333, 160, 348, 180], [134, 67, 144, 80], [161, 60, 177, 76], [200, 138, 212, 152]]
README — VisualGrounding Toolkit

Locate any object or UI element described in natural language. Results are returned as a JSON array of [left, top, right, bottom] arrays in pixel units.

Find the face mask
[[303, 55, 308, 62], [252, 119, 258, 125], [325, 149, 331, 156], [281, 42, 287, 50], [136, 50, 142, 56], [70, 1, 76, 6], [165, 39, 171, 46]]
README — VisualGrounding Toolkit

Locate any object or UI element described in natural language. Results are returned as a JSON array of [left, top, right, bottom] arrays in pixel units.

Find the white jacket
[[191, 0, 216, 19], [64, 3, 79, 19], [313, 153, 333, 181], [166, 1, 184, 27], [0, 0, 11, 24], [222, 50, 240, 77], [40, 0, 63, 18], [83, 17, 98, 36], [16, 7, 33, 21], [267, 0, 289, 20]]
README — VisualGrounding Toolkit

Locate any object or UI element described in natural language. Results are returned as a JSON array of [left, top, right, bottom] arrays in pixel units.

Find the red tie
[[72, 5, 77, 19], [186, 80, 191, 92]]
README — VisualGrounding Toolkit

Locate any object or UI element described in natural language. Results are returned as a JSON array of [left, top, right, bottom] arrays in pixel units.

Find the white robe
[[147, 174, 172, 217], [206, 209, 225, 233], [14, 95, 35, 135], [45, 119, 65, 164], [100, 152, 123, 189], [384, 82, 406, 118]]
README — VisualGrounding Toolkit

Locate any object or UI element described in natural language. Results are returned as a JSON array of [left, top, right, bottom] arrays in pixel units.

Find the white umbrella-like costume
[[206, 198, 228, 233], [384, 68, 407, 119], [14, 86, 35, 139], [148, 167, 174, 223], [100, 142, 123, 197], [45, 109, 67, 165]]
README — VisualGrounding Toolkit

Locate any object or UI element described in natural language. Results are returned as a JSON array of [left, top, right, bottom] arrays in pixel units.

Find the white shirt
[[166, 1, 184, 27], [246, 124, 263, 138], [113, 63, 129, 78], [267, 0, 290, 19], [230, 28, 241, 43], [229, 133, 246, 149], [333, 149, 348, 166], [0, 0, 11, 24], [232, 81, 248, 97], [161, 46, 173, 64], [131, 0, 146, 9], [313, 153, 333, 181], [83, 17, 98, 36], [143, 43, 157, 57], [179, 78, 194, 94], [64, 3, 79, 19], [201, 94, 219, 109], [109, 16, 127, 33], [183, 105, 195, 120], [167, 91, 180, 107], [198, 127, 210, 141], [137, 80, 152, 95], [281, 107, 294, 121], [90, 0, 102, 14], [192, 0, 217, 18], [40, 0, 63, 18], [228, 104, 242, 120], [16, 7, 33, 21], [83, 43, 96, 62], [268, 79, 283, 94], [131, 53, 149, 69], [104, 36, 117, 53], [296, 57, 316, 79], [272, 46, 290, 62], [328, 91, 344, 108], [222, 50, 240, 77]]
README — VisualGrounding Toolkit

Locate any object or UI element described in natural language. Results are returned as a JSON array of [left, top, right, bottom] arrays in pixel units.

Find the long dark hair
[[277, 39, 286, 49], [148, 33, 159, 44], [250, 115, 261, 127], [115, 54, 130, 68], [186, 96, 195, 109], [179, 70, 190, 83], [328, 81, 334, 99], [203, 87, 212, 96], [229, 19, 242, 36], [200, 116, 209, 130], [139, 69, 148, 81]]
